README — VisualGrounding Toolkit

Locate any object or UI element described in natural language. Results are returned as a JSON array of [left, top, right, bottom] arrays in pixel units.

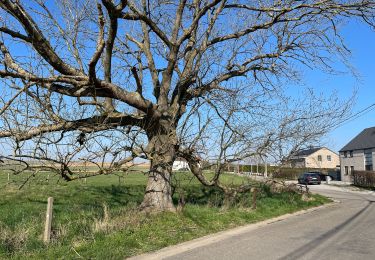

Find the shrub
[[272, 169, 303, 180], [352, 171, 375, 188]]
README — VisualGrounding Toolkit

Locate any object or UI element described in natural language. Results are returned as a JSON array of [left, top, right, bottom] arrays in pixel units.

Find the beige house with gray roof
[[288, 147, 339, 169]]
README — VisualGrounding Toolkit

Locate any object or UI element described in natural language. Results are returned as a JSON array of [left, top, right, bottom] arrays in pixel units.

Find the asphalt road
[[162, 185, 375, 260]]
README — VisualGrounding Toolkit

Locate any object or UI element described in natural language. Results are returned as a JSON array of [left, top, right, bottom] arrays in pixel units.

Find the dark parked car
[[306, 171, 326, 181], [298, 172, 321, 185]]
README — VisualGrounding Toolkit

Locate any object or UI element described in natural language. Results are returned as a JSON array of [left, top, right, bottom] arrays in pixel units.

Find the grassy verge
[[0, 171, 329, 259]]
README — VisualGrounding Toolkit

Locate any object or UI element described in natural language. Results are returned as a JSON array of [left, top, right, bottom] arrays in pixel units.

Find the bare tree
[[0, 0, 374, 212]]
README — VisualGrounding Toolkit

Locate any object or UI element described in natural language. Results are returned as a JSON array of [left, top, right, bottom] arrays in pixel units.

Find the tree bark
[[140, 128, 176, 212]]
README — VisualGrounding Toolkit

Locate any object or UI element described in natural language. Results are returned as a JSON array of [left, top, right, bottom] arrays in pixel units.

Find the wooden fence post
[[44, 197, 54, 243]]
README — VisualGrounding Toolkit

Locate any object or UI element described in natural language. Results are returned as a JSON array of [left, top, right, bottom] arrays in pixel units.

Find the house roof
[[175, 157, 188, 162], [340, 126, 375, 152], [292, 147, 322, 157]]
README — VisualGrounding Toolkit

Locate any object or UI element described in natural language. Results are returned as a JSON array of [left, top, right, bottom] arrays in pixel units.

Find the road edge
[[128, 201, 337, 260]]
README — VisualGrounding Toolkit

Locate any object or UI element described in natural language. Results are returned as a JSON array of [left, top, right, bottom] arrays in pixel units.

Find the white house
[[172, 158, 190, 171]]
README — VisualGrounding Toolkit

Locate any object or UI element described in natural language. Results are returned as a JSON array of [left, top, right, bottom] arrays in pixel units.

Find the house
[[172, 158, 190, 171], [339, 126, 375, 182], [288, 147, 339, 169]]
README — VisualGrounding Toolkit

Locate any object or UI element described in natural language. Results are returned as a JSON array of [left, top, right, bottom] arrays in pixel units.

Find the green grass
[[0, 170, 329, 259]]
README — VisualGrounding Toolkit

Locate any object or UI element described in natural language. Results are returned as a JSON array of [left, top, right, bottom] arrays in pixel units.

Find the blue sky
[[308, 21, 375, 152]]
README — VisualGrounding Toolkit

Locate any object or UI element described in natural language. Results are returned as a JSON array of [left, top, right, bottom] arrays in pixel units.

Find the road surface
[[138, 184, 375, 260]]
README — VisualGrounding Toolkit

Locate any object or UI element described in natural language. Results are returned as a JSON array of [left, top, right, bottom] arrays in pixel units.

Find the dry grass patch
[[0, 222, 31, 253]]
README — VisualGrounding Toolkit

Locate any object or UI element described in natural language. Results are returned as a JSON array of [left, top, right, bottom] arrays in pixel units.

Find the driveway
[[133, 184, 375, 260]]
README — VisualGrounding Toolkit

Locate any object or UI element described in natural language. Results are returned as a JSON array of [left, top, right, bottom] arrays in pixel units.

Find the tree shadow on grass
[[22, 184, 146, 210], [173, 186, 226, 207], [86, 184, 145, 206]]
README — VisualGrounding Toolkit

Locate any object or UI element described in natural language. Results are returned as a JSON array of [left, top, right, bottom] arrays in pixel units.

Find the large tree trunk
[[140, 129, 176, 212]]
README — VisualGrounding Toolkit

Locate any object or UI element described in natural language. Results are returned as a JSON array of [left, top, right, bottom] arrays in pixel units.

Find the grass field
[[0, 170, 329, 259]]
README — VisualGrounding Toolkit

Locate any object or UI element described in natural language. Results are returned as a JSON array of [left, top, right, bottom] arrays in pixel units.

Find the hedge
[[352, 170, 375, 188], [223, 164, 337, 180]]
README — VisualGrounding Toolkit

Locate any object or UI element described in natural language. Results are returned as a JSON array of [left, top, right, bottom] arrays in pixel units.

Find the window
[[344, 151, 347, 158], [318, 155, 322, 161], [350, 166, 354, 174], [350, 151, 353, 157], [345, 166, 349, 175], [364, 149, 373, 171], [327, 155, 331, 161]]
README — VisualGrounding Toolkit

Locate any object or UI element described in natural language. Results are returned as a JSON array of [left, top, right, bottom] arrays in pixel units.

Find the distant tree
[[0, 0, 374, 212]]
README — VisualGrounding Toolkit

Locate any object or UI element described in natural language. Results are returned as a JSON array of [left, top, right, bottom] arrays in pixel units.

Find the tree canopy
[[0, 0, 374, 211]]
